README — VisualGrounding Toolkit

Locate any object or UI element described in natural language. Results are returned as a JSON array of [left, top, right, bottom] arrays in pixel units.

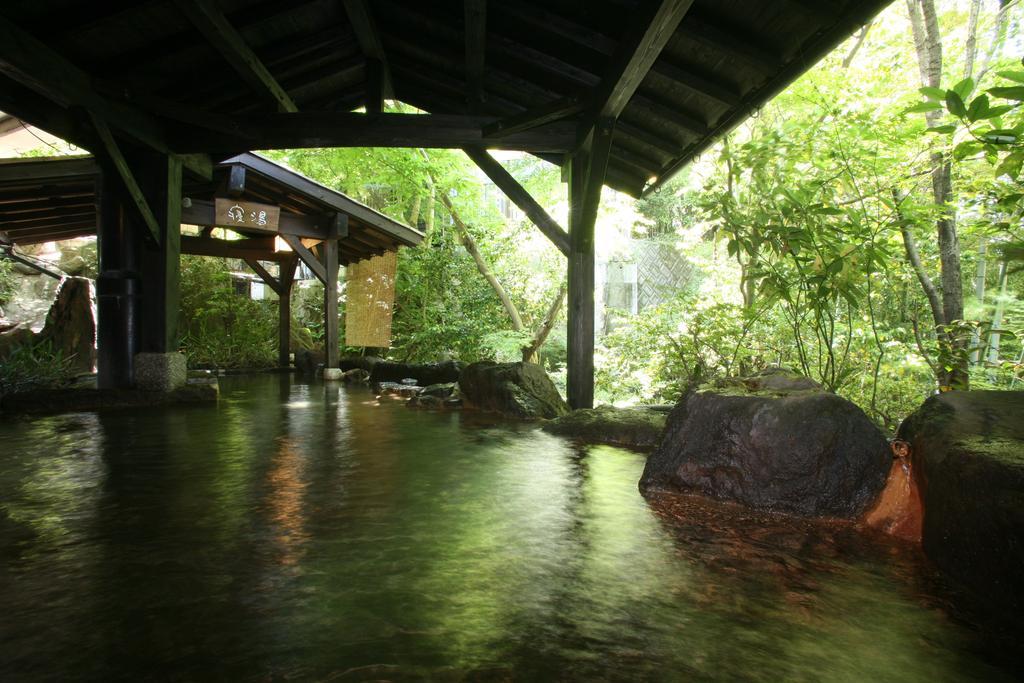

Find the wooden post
[[566, 150, 594, 410], [278, 256, 298, 368], [322, 237, 340, 371], [566, 119, 614, 410], [95, 165, 140, 389], [136, 152, 182, 353]]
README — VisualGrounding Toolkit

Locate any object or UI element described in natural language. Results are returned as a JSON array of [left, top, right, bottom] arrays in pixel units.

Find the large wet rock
[[543, 405, 668, 449], [458, 361, 568, 419], [899, 391, 1024, 618], [38, 277, 95, 374], [368, 360, 463, 386], [640, 369, 890, 517]]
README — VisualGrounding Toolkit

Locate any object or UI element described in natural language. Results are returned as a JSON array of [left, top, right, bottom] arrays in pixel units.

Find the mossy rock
[[543, 405, 667, 449], [899, 391, 1024, 622]]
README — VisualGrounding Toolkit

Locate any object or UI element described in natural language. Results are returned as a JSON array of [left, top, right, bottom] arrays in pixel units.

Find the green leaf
[[988, 86, 1024, 101], [967, 94, 989, 122], [996, 70, 1024, 84], [926, 124, 956, 134], [945, 91, 967, 117], [905, 101, 943, 114], [953, 140, 980, 160], [980, 104, 1015, 119], [995, 150, 1024, 179], [952, 77, 975, 101], [919, 86, 946, 100]]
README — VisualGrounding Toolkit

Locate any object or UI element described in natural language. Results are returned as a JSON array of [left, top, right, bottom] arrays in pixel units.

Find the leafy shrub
[[178, 256, 278, 368], [0, 258, 15, 307]]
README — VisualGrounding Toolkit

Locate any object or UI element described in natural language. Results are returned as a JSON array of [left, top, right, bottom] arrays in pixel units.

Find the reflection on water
[[0, 375, 1017, 681]]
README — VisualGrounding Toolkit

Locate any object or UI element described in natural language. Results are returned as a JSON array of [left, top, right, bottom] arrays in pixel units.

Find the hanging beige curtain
[[344, 251, 397, 348]]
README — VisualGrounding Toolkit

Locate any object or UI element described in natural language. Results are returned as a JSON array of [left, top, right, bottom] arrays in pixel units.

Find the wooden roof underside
[[0, 0, 890, 198], [0, 153, 422, 262]]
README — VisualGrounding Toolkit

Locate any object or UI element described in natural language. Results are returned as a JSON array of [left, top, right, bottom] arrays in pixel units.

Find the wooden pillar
[[566, 150, 594, 410], [322, 237, 340, 371], [278, 256, 298, 368], [566, 118, 614, 410], [95, 166, 140, 389], [323, 213, 348, 370], [135, 153, 182, 353]]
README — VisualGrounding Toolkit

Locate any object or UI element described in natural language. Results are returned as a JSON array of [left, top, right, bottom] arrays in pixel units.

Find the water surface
[[0, 375, 1016, 681]]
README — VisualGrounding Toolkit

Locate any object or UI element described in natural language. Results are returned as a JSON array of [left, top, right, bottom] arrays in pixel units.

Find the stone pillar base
[[134, 352, 187, 391], [323, 367, 343, 381]]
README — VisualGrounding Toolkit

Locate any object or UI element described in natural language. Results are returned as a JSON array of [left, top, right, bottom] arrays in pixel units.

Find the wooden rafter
[[174, 0, 298, 113], [171, 112, 577, 153], [0, 14, 211, 179], [482, 95, 585, 139], [587, 0, 695, 124], [464, 0, 487, 109], [463, 146, 569, 257], [343, 0, 395, 100]]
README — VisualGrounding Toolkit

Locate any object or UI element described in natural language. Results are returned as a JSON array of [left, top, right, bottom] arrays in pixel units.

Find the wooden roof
[[0, 0, 890, 199], [0, 152, 423, 261]]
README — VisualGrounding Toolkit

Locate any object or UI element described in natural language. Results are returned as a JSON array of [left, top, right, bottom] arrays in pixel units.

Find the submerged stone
[[458, 361, 568, 419], [899, 391, 1024, 620], [543, 405, 667, 449], [640, 369, 890, 518]]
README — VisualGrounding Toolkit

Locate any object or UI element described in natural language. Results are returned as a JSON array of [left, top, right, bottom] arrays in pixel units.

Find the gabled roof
[[0, 1, 891, 198]]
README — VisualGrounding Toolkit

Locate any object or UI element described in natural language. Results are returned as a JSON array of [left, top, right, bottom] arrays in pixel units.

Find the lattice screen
[[345, 251, 397, 348], [631, 239, 696, 310]]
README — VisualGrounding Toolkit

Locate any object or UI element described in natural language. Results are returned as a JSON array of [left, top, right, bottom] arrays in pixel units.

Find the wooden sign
[[214, 198, 280, 231]]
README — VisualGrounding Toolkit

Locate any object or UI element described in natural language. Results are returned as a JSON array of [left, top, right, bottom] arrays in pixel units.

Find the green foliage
[[0, 340, 74, 397], [0, 258, 15, 306], [178, 256, 278, 368]]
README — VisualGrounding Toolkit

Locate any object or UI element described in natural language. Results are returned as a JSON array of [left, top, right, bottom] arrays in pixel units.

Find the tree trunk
[[986, 260, 1009, 374], [969, 237, 987, 365], [907, 0, 969, 389], [409, 193, 422, 230], [841, 23, 872, 69], [963, 0, 982, 80], [522, 283, 567, 363], [437, 191, 525, 332], [977, 1, 1011, 82]]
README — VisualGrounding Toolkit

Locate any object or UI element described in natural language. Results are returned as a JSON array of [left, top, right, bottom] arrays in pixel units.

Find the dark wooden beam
[[171, 112, 577, 153], [343, 0, 394, 99], [587, 0, 695, 126], [463, 146, 569, 257], [89, 112, 160, 244], [482, 95, 585, 139], [244, 258, 283, 296], [464, 0, 487, 109], [181, 234, 285, 261], [280, 234, 327, 284], [174, 0, 298, 113], [491, 4, 741, 107]]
